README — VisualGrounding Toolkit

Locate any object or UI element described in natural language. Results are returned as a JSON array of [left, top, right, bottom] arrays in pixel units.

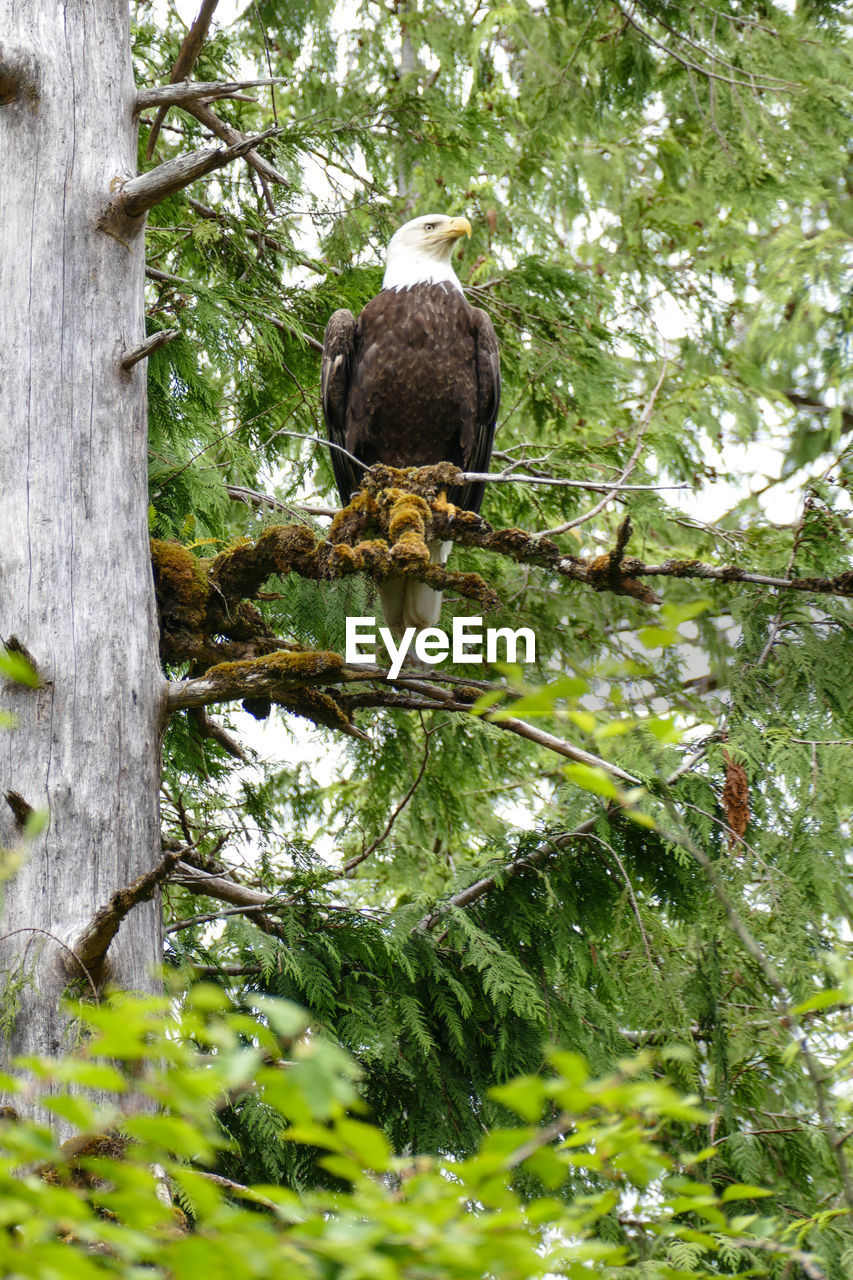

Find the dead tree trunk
[[0, 0, 165, 1089]]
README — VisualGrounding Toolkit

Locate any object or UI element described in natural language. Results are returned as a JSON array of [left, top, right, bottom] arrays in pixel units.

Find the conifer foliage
[[142, 0, 853, 1251]]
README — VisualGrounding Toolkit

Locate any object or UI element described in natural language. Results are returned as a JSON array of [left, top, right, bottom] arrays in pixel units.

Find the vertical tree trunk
[[0, 1, 163, 1084]]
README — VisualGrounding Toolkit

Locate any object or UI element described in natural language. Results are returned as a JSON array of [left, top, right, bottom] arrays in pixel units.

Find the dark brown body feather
[[321, 283, 500, 512]]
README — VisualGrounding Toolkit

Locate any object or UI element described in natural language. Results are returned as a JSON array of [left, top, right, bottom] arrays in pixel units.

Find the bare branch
[[188, 706, 248, 760], [457, 470, 685, 492], [194, 1171, 280, 1211], [145, 264, 194, 288], [145, 0, 220, 158], [182, 100, 290, 189], [485, 714, 640, 782], [173, 861, 274, 909], [107, 128, 280, 222], [121, 328, 180, 370], [136, 77, 285, 114], [539, 360, 667, 536], [289, 423, 685, 491]]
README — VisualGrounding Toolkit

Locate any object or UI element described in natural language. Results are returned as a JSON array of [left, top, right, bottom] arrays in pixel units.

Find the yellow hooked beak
[[439, 216, 472, 242]]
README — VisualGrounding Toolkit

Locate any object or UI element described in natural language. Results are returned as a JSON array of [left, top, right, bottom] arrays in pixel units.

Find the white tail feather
[[380, 540, 452, 635]]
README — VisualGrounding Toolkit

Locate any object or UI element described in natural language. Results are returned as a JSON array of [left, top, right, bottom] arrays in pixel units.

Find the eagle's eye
[[423, 222, 435, 231]]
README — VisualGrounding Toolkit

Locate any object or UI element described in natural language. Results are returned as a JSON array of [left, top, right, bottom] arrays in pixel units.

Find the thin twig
[[459, 471, 687, 492], [0, 927, 99, 1000], [166, 899, 289, 933], [538, 360, 667, 537], [584, 832, 656, 971], [343, 715, 443, 875], [616, 3, 800, 89], [224, 484, 336, 518]]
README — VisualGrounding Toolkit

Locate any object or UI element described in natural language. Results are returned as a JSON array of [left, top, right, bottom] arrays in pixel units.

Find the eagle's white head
[[382, 213, 472, 293]]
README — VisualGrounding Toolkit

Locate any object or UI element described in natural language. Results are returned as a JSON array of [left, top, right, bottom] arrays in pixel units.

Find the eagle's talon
[[435, 489, 458, 524]]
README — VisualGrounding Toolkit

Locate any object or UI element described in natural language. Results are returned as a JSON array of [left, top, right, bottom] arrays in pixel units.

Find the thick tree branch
[[105, 128, 280, 223], [166, 862, 291, 937], [150, 470, 851, 752], [188, 706, 248, 760], [166, 650, 345, 709], [172, 861, 274, 909], [166, 656, 638, 784]]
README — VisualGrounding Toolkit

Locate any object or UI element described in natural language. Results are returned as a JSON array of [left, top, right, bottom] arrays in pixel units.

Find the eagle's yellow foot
[[435, 489, 458, 523]]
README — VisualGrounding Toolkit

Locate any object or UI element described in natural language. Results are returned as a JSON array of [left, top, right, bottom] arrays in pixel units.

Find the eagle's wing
[[452, 306, 501, 513], [321, 308, 362, 506]]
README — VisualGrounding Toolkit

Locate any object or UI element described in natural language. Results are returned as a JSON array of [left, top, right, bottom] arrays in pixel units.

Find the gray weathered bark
[[0, 0, 165, 1088]]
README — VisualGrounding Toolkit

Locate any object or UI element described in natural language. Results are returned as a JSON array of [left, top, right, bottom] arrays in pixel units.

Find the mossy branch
[[153, 466, 852, 741], [71, 850, 184, 983]]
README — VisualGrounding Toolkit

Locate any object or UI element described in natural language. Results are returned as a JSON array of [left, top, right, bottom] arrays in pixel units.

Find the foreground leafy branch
[[5, 991, 836, 1279]]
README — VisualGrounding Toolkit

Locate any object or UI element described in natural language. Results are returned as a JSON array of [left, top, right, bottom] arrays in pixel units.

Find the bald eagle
[[321, 214, 500, 632]]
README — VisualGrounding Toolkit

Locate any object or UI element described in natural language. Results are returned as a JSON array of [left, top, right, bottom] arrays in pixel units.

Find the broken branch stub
[[103, 128, 280, 228], [0, 41, 39, 107]]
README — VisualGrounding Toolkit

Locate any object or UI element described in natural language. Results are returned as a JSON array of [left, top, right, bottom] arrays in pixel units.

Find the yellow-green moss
[[256, 524, 318, 563], [279, 686, 354, 734], [203, 648, 344, 702], [384, 490, 431, 540], [351, 540, 392, 577], [329, 490, 379, 544], [150, 539, 209, 628], [390, 537, 431, 570], [329, 543, 361, 571]]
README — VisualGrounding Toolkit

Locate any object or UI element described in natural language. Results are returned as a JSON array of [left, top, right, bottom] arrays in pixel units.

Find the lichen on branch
[[153, 465, 853, 738]]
